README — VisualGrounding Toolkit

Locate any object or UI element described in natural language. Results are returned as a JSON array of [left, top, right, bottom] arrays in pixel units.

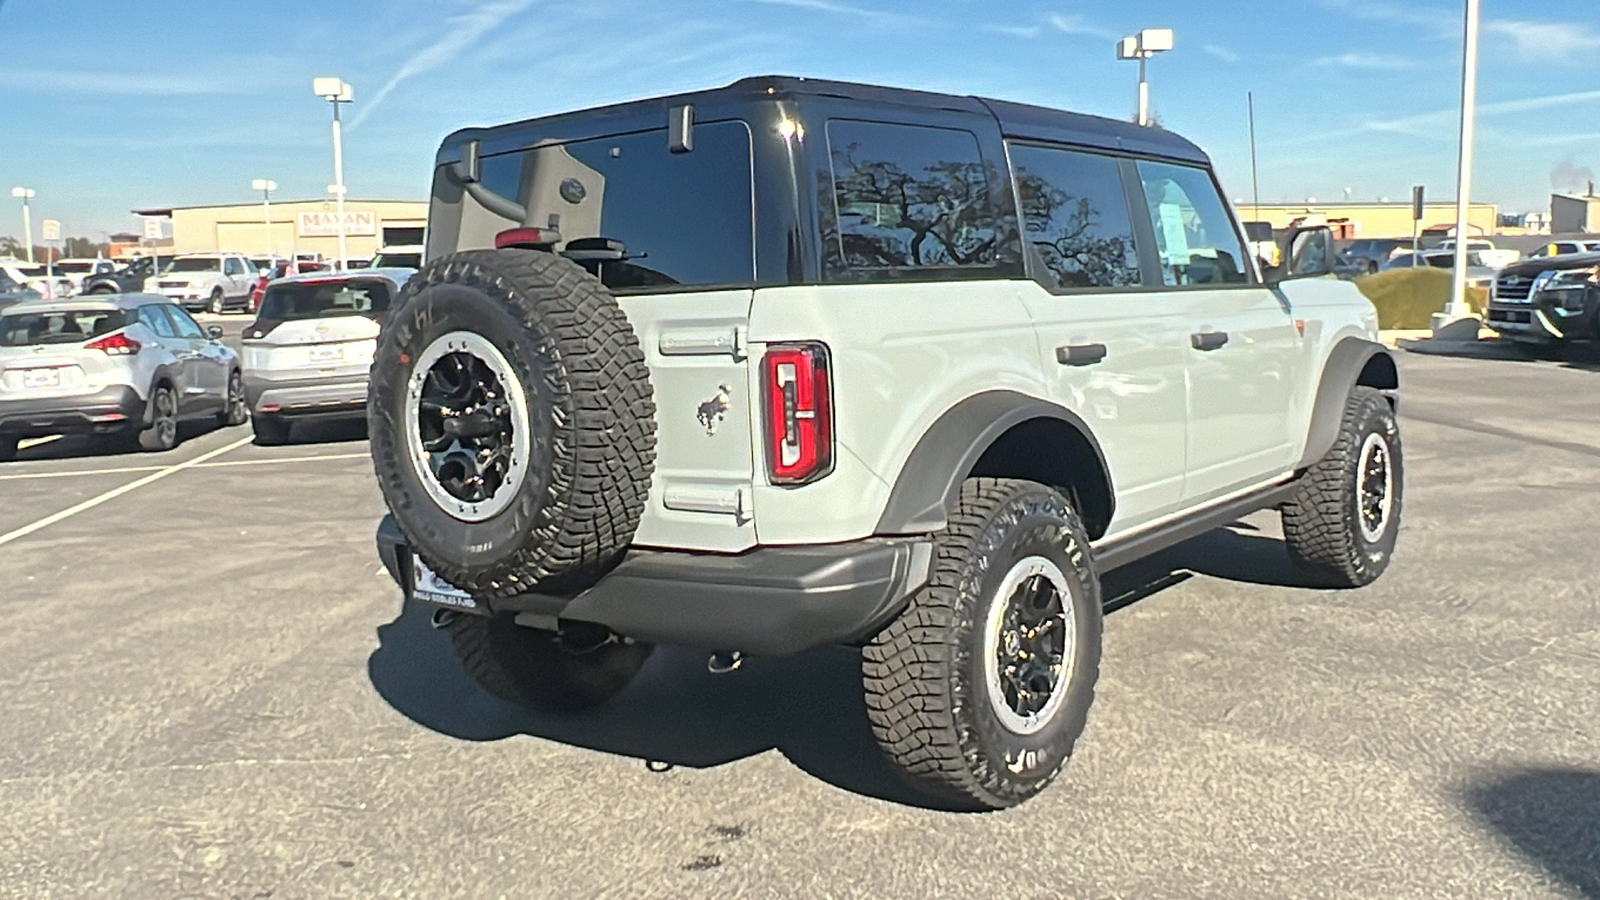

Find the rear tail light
[[84, 331, 140, 355], [762, 342, 833, 484]]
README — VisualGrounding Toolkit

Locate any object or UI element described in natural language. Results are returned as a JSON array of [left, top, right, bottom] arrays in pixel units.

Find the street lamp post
[[1435, 0, 1481, 336], [10, 187, 35, 263], [1117, 28, 1174, 127], [313, 77, 353, 271], [251, 179, 278, 258]]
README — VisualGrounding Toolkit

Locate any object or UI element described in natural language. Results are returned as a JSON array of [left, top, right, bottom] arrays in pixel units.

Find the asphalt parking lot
[[1, 340, 1598, 899]]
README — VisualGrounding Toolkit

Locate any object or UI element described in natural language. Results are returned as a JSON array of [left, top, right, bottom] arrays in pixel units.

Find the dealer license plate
[[412, 555, 477, 609], [22, 368, 60, 389], [309, 345, 343, 363]]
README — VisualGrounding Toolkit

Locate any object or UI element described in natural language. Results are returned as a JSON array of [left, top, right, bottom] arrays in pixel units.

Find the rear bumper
[[245, 373, 368, 419], [375, 515, 934, 656], [0, 386, 145, 437]]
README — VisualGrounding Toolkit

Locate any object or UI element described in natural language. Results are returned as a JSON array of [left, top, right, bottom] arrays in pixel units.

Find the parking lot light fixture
[[1116, 28, 1174, 127], [1435, 0, 1482, 338], [251, 179, 278, 259], [313, 77, 354, 271], [11, 186, 35, 263]]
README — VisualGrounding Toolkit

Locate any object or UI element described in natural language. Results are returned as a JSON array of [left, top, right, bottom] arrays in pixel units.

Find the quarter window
[[1136, 161, 1250, 286], [824, 121, 1001, 276], [1010, 145, 1141, 289]]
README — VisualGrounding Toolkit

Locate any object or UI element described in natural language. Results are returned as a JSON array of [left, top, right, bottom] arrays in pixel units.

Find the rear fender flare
[[873, 390, 1114, 536]]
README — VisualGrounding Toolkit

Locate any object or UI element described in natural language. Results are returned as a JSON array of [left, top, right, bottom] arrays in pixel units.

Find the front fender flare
[[1297, 337, 1398, 470]]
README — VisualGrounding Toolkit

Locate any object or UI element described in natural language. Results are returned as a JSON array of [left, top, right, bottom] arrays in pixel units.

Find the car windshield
[[371, 252, 422, 269], [258, 278, 393, 321], [55, 262, 95, 273], [0, 309, 129, 346], [166, 257, 221, 273]]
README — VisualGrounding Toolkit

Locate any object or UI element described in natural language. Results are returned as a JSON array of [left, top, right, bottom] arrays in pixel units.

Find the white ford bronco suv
[[370, 77, 1401, 811]]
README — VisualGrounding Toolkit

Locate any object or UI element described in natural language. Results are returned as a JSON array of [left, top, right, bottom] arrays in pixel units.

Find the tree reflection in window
[[1010, 145, 1142, 290], [825, 121, 999, 272]]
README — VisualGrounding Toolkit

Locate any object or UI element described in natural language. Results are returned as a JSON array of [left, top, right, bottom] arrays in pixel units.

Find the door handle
[[1190, 331, 1230, 352], [1056, 343, 1108, 367]]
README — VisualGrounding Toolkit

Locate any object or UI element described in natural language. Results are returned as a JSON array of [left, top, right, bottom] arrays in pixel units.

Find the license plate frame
[[411, 555, 477, 610], [21, 368, 61, 389], [309, 345, 343, 363]]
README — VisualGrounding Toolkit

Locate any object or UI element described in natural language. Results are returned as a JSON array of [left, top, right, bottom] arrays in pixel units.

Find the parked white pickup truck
[[1436, 239, 1519, 270]]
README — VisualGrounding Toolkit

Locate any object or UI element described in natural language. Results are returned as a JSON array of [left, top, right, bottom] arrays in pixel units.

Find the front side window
[[824, 120, 1002, 277], [1136, 161, 1250, 286], [165, 306, 206, 339], [1010, 145, 1141, 290], [473, 121, 755, 293], [138, 305, 177, 338]]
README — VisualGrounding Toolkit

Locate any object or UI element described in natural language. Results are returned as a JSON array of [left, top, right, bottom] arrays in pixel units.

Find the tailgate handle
[[659, 326, 747, 360], [1056, 343, 1108, 367], [1191, 331, 1230, 352]]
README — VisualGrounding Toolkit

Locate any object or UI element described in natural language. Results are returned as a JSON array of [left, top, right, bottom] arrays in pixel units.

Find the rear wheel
[[863, 477, 1102, 811], [138, 385, 179, 452], [252, 413, 291, 445], [446, 614, 652, 712], [219, 371, 248, 426]]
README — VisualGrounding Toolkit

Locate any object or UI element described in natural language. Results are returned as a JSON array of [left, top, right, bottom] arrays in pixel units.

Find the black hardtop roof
[[438, 75, 1209, 166]]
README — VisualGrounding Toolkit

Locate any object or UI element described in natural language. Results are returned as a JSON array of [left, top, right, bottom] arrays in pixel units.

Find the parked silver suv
[[369, 77, 1401, 811], [0, 294, 247, 459]]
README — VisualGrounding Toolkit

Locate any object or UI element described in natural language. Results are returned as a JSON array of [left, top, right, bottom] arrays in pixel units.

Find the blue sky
[[0, 0, 1596, 239]]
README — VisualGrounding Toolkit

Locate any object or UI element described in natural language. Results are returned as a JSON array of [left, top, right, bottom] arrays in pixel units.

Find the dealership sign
[[296, 211, 377, 237]]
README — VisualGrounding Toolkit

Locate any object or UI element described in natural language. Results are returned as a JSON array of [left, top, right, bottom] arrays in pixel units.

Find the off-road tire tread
[[862, 477, 1099, 810], [1281, 386, 1399, 587], [371, 249, 656, 598]]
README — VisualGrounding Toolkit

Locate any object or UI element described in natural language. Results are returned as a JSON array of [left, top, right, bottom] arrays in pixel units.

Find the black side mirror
[[1266, 226, 1334, 283], [206, 325, 224, 340]]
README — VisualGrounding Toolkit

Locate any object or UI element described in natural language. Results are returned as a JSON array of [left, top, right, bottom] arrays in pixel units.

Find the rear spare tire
[[369, 249, 656, 599]]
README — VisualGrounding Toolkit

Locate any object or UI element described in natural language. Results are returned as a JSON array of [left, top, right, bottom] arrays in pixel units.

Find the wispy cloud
[[1202, 44, 1240, 64], [1484, 19, 1600, 63], [352, 0, 536, 129], [1315, 0, 1453, 36], [1313, 52, 1417, 70], [748, 0, 920, 25], [1047, 14, 1119, 42], [983, 23, 1042, 39]]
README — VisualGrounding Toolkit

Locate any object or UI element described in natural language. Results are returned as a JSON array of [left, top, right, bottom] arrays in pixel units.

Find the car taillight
[[84, 331, 140, 355], [763, 342, 833, 484]]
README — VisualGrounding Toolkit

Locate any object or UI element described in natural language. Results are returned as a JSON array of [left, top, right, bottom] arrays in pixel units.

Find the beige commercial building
[[1236, 201, 1499, 240], [133, 199, 428, 260]]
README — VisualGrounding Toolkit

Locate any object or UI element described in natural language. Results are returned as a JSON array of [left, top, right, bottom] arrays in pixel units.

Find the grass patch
[[1354, 267, 1488, 330]]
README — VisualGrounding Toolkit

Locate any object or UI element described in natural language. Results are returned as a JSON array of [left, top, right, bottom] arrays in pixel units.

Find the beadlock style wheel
[[404, 330, 532, 523], [983, 555, 1076, 736], [1356, 432, 1393, 544]]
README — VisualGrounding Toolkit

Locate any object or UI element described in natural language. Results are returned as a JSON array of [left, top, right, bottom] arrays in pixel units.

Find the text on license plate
[[22, 368, 61, 388], [310, 345, 343, 363], [412, 555, 476, 609]]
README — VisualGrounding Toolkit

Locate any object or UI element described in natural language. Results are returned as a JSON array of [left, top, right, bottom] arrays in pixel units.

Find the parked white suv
[[153, 253, 258, 314], [1435, 238, 1518, 269], [369, 77, 1402, 811]]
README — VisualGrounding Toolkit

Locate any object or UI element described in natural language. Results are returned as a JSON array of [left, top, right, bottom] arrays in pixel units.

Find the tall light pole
[[1117, 28, 1174, 127], [251, 179, 278, 258], [1435, 0, 1481, 336], [10, 187, 35, 263], [313, 77, 353, 271]]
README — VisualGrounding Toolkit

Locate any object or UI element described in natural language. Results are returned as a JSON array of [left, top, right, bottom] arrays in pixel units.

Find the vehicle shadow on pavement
[[1461, 766, 1600, 898], [265, 417, 367, 447], [1101, 521, 1329, 611], [4, 421, 248, 463], [367, 599, 945, 808]]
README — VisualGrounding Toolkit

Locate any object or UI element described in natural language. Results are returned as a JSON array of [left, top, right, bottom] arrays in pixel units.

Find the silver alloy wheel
[[153, 389, 177, 447], [403, 331, 531, 523], [1356, 431, 1393, 543], [983, 555, 1076, 736]]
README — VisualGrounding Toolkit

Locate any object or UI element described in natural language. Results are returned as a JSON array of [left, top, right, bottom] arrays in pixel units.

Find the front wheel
[[446, 614, 653, 712], [1281, 386, 1403, 587], [208, 289, 225, 315], [862, 477, 1102, 811]]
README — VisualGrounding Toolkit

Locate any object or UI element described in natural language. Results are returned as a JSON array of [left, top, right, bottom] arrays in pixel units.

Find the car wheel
[[1282, 386, 1403, 587], [368, 249, 657, 599], [0, 436, 17, 461], [219, 370, 249, 427], [862, 477, 1103, 811], [138, 385, 180, 452], [1366, 261, 1379, 275], [208, 289, 225, 315], [446, 614, 653, 712], [252, 413, 291, 445]]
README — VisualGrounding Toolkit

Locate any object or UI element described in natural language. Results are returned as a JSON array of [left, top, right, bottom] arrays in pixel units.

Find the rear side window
[[1136, 161, 1250, 286], [823, 120, 1001, 278], [0, 309, 129, 346], [472, 121, 755, 293], [1010, 145, 1142, 290], [260, 279, 395, 321]]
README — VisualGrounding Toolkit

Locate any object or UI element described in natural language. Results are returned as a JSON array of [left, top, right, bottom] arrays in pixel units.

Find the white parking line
[[0, 436, 255, 548], [0, 452, 370, 482]]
